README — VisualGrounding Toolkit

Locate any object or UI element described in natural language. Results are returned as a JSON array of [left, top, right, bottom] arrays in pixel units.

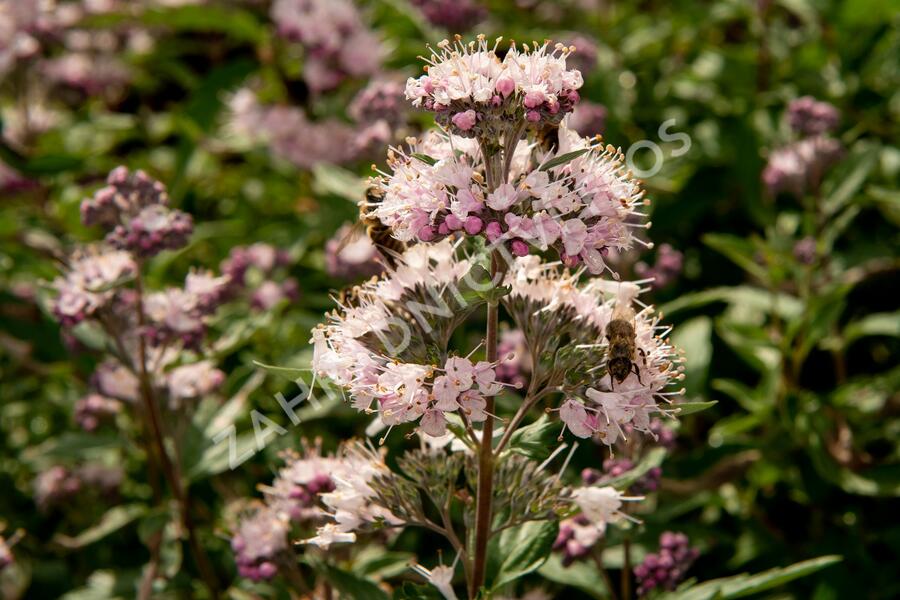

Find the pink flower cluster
[[410, 0, 487, 31], [503, 258, 683, 445], [405, 36, 583, 135], [763, 135, 842, 199], [81, 167, 193, 258], [231, 507, 289, 582], [634, 532, 699, 597], [143, 271, 230, 349], [74, 393, 122, 431], [635, 242, 684, 290], [375, 127, 648, 274], [220, 243, 299, 311], [52, 249, 136, 327], [312, 241, 510, 437], [787, 95, 840, 136], [270, 0, 381, 92], [228, 88, 359, 168]]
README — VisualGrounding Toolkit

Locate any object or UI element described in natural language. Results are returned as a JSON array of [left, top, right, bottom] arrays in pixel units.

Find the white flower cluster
[[303, 442, 403, 548], [406, 35, 583, 130], [503, 256, 684, 445], [311, 242, 508, 437], [52, 249, 136, 327], [374, 125, 648, 274]]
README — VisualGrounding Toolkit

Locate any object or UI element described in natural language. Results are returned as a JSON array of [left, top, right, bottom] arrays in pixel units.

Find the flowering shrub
[[0, 1, 895, 599]]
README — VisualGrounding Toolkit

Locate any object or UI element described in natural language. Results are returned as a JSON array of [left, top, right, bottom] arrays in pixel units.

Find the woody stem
[[470, 251, 500, 598]]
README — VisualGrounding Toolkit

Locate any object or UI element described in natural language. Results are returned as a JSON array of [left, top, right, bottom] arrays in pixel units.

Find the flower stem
[[133, 269, 221, 598], [622, 536, 632, 600], [470, 251, 501, 599]]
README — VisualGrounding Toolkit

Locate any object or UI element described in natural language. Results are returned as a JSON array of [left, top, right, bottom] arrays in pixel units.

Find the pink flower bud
[[495, 76, 515, 97], [464, 216, 484, 235], [437, 222, 450, 235], [485, 221, 503, 242], [567, 90, 581, 104], [561, 252, 581, 267], [258, 562, 277, 579], [418, 225, 436, 242], [523, 90, 546, 108], [526, 110, 541, 122], [491, 95, 502, 107], [510, 239, 530, 257], [451, 109, 477, 131], [445, 214, 463, 230]]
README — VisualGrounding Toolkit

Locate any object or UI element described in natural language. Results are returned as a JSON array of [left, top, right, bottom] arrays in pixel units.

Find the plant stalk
[[133, 269, 221, 598], [470, 251, 501, 598]]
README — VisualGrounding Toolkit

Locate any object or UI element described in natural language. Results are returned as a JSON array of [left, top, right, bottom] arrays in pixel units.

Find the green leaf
[[538, 553, 611, 599], [671, 316, 712, 397], [186, 428, 258, 481], [658, 555, 842, 600], [252, 359, 309, 379], [53, 504, 147, 550], [505, 415, 560, 461], [21, 432, 123, 466], [141, 6, 265, 43], [676, 400, 718, 416], [318, 563, 390, 600], [822, 144, 879, 217], [411, 152, 438, 166], [312, 163, 368, 202], [540, 148, 590, 171], [489, 520, 559, 589], [659, 286, 802, 319], [702, 234, 769, 283], [842, 311, 900, 344], [604, 447, 668, 489], [353, 548, 416, 579]]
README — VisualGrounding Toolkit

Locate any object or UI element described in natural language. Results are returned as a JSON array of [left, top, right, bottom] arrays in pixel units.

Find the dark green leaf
[[411, 153, 438, 166], [540, 148, 590, 171], [489, 520, 558, 589], [505, 415, 560, 461], [53, 505, 147, 550], [658, 555, 841, 600]]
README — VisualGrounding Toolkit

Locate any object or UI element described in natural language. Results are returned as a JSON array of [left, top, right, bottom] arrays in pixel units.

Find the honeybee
[[335, 276, 378, 308], [337, 184, 406, 270], [535, 122, 560, 152], [605, 303, 646, 388]]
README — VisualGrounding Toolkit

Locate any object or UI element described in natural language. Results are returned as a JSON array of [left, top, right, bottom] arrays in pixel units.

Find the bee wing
[[334, 220, 369, 254]]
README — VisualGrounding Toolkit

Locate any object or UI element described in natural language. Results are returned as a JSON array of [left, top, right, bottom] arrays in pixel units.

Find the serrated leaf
[[658, 555, 841, 600], [540, 148, 590, 171], [53, 504, 147, 550]]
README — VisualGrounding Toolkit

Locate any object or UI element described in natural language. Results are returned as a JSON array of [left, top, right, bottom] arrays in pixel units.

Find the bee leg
[[609, 372, 615, 390], [633, 363, 644, 385], [638, 347, 648, 366]]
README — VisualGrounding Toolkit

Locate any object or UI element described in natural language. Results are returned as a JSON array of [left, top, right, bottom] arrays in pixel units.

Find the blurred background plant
[[0, 0, 897, 598]]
